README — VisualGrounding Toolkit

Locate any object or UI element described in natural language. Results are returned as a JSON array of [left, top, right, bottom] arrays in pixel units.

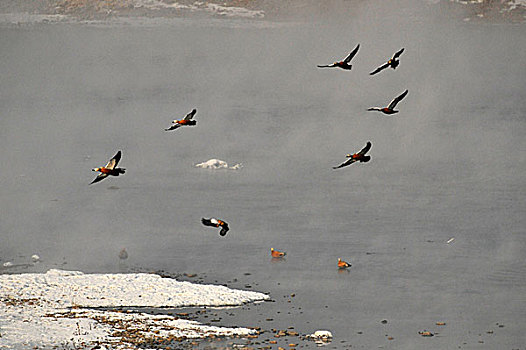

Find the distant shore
[[0, 0, 524, 23]]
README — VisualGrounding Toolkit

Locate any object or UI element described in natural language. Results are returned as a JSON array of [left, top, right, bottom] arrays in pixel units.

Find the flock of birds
[[92, 43, 408, 270]]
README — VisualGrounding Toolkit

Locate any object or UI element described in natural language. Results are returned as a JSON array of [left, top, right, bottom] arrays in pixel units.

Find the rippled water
[[1, 11, 525, 349]]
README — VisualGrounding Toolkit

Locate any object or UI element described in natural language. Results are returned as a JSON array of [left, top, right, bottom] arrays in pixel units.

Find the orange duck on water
[[270, 248, 286, 258], [201, 217, 229, 236], [333, 141, 372, 169], [369, 48, 405, 75], [367, 89, 408, 115], [165, 108, 197, 131], [338, 258, 351, 269], [317, 44, 360, 70], [90, 151, 126, 185]]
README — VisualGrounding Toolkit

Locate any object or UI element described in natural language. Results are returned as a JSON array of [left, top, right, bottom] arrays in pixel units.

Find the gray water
[[1, 3, 525, 349]]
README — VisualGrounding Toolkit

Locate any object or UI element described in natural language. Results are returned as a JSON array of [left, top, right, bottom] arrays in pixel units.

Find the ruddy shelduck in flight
[[202, 217, 230, 236], [369, 48, 405, 75], [333, 141, 372, 169], [90, 150, 126, 185], [165, 108, 197, 131], [317, 44, 360, 70], [367, 89, 408, 115]]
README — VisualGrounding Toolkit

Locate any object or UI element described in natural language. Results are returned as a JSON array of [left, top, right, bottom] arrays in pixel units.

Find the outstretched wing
[[219, 224, 229, 236], [90, 173, 108, 185], [165, 124, 181, 131], [184, 109, 197, 121], [105, 151, 121, 169], [357, 141, 372, 156], [388, 89, 408, 110], [317, 64, 335, 68], [393, 48, 405, 59], [333, 158, 357, 169], [343, 44, 360, 63], [369, 62, 390, 75], [201, 218, 215, 227]]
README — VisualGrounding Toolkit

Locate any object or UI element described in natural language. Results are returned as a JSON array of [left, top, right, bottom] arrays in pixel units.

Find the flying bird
[[333, 141, 372, 169], [201, 217, 230, 236], [369, 48, 405, 75], [317, 44, 360, 70], [367, 89, 408, 115], [271, 248, 286, 258], [165, 108, 197, 131], [90, 151, 125, 185], [338, 258, 351, 269]]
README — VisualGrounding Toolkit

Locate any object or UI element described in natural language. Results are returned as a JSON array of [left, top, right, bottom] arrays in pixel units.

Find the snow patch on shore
[[0, 269, 268, 349], [195, 158, 242, 170]]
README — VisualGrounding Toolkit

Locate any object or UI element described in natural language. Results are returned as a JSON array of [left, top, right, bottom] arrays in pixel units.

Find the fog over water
[[1, 0, 525, 348]]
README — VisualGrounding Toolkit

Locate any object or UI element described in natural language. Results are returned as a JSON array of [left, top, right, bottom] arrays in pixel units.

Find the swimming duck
[[333, 141, 372, 169], [90, 151, 125, 185], [270, 248, 286, 258], [165, 108, 197, 131], [369, 48, 404, 75], [338, 258, 351, 269], [201, 217, 229, 236], [367, 89, 408, 115], [317, 44, 360, 70]]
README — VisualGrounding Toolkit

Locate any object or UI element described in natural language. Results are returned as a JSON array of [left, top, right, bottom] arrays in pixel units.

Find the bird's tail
[[117, 168, 126, 174]]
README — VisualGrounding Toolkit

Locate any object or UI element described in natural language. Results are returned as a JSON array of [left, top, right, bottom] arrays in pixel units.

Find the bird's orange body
[[338, 258, 351, 269], [271, 248, 286, 258], [99, 167, 111, 174]]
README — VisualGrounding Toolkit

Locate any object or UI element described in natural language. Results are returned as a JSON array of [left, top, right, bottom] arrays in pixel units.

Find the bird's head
[[271, 248, 274, 252], [92, 167, 100, 172], [345, 154, 352, 158]]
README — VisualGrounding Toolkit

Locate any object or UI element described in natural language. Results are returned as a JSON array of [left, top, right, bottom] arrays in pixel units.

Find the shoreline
[[0, 269, 270, 349], [0, 0, 525, 24]]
